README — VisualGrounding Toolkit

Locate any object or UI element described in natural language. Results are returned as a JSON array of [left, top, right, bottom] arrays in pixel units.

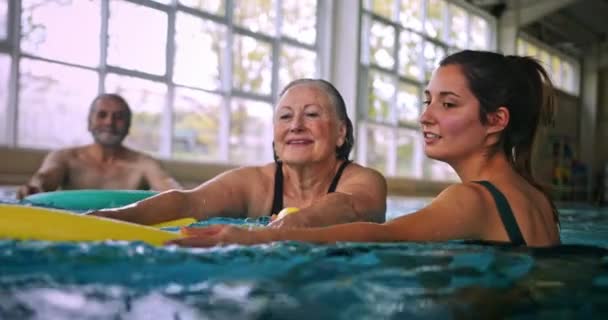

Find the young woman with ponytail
[[170, 50, 561, 248]]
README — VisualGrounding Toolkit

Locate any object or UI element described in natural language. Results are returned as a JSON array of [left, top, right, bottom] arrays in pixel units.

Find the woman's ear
[[486, 106, 509, 135]]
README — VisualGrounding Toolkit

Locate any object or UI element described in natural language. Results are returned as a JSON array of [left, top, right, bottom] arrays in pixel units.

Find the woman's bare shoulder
[[430, 182, 491, 212], [202, 162, 277, 186], [342, 162, 386, 181]]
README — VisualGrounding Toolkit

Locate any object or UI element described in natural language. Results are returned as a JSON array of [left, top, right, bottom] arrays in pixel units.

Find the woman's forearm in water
[[268, 222, 394, 244], [92, 190, 192, 224]]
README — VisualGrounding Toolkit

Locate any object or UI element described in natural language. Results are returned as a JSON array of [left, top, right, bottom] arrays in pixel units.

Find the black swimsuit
[[270, 161, 351, 215], [474, 180, 527, 246]]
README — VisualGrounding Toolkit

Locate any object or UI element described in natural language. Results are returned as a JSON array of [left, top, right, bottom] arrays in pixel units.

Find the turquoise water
[[1, 198, 607, 319]]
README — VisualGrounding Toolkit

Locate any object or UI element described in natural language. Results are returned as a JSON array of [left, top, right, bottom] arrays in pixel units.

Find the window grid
[[0, 0, 319, 165], [359, 0, 495, 180], [516, 36, 580, 96]]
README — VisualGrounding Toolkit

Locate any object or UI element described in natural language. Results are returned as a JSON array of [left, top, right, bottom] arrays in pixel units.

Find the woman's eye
[[422, 100, 430, 107], [443, 102, 455, 108], [279, 114, 291, 120], [305, 112, 319, 117]]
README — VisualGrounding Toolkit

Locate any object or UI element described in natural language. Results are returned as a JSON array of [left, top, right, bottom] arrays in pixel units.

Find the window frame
[[357, 0, 496, 181], [0, 0, 321, 165]]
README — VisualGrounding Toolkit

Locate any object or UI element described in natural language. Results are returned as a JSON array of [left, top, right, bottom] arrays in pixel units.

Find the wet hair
[[88, 93, 132, 130], [273, 78, 354, 161], [439, 50, 558, 223]]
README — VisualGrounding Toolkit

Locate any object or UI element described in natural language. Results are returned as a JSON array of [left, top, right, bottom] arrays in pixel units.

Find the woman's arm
[[172, 183, 489, 246], [90, 167, 256, 224]]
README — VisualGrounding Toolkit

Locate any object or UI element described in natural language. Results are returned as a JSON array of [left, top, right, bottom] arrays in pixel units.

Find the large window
[[0, 0, 9, 145], [1, 0, 319, 165], [358, 0, 495, 181], [517, 36, 580, 96], [0, 53, 9, 146]]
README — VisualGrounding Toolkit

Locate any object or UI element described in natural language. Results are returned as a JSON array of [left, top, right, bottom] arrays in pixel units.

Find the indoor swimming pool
[[0, 195, 607, 319]]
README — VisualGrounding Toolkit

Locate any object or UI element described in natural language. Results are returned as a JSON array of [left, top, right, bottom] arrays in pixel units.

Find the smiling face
[[88, 97, 130, 147], [420, 64, 489, 163], [273, 84, 346, 165]]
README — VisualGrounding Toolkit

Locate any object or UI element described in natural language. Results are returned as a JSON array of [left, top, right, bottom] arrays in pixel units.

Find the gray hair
[[274, 79, 354, 161]]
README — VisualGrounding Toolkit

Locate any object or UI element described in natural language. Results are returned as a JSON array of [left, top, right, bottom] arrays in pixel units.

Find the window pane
[[396, 82, 420, 125], [365, 125, 391, 174], [423, 42, 445, 80], [368, 20, 395, 70], [396, 129, 420, 178], [448, 4, 467, 48], [233, 0, 276, 36], [232, 35, 272, 95], [526, 43, 538, 57], [20, 0, 100, 67], [368, 0, 395, 20], [539, 50, 551, 72], [18, 58, 98, 149], [0, 54, 9, 145], [551, 55, 561, 85], [230, 98, 273, 164], [561, 61, 574, 93], [105, 74, 167, 155], [425, 0, 446, 40], [173, 87, 222, 161], [0, 0, 8, 39], [399, 0, 423, 31], [367, 70, 394, 123], [470, 15, 489, 50], [279, 45, 316, 92], [517, 38, 526, 56], [282, 0, 316, 45], [179, 0, 225, 16], [108, 0, 167, 75], [398, 30, 423, 79], [174, 13, 226, 90]]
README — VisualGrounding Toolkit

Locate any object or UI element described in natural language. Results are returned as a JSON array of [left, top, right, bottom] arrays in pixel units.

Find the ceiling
[[468, 0, 608, 58]]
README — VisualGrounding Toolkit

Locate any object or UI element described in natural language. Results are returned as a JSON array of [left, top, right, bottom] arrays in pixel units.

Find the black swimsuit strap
[[270, 160, 352, 215], [473, 180, 526, 246], [270, 162, 284, 216], [327, 160, 351, 193]]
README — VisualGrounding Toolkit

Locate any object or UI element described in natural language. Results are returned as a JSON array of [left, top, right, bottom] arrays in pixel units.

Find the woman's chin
[[282, 158, 312, 165]]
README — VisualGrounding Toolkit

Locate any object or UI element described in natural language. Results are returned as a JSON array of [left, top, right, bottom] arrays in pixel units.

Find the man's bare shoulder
[[48, 145, 91, 160], [121, 148, 163, 166]]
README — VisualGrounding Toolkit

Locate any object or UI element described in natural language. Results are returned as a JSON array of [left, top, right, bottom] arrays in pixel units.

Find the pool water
[[1, 197, 607, 319]]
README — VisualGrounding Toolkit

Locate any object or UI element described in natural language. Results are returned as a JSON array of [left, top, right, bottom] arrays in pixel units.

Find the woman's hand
[[267, 212, 309, 228], [268, 207, 309, 228], [167, 225, 273, 248]]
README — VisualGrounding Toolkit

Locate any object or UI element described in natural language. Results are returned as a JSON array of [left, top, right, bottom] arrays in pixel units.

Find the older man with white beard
[[16, 94, 180, 199]]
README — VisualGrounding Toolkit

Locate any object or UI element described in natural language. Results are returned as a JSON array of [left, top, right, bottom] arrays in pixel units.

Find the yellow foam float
[[0, 204, 195, 246]]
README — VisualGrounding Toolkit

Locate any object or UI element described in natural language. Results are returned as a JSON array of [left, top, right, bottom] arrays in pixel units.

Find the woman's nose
[[289, 114, 304, 131], [419, 106, 434, 127]]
